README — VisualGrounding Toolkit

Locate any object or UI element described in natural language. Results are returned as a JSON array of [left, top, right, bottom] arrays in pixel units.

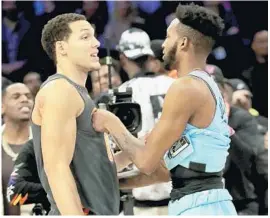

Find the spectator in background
[[23, 72, 42, 99], [2, 1, 37, 82], [117, 28, 166, 80], [0, 77, 13, 214], [37, 1, 59, 15], [7, 139, 50, 215], [150, 39, 178, 78], [76, 1, 108, 39], [226, 2, 267, 117], [136, 1, 161, 16], [135, 1, 167, 40], [90, 58, 122, 99], [204, 1, 250, 79], [149, 40, 167, 75], [208, 65, 268, 215], [227, 96, 268, 215], [251, 30, 268, 64], [230, 1, 267, 44], [229, 79, 253, 111], [2, 83, 34, 215], [103, 1, 138, 48], [228, 78, 268, 135], [34, 1, 58, 29], [250, 30, 268, 117], [15, 1, 36, 25], [33, 1, 59, 79]]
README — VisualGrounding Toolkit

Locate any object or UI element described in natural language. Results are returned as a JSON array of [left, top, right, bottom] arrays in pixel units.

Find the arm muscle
[[40, 80, 84, 215]]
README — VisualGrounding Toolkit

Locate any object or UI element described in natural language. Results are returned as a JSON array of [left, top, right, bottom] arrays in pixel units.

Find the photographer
[[6, 139, 50, 215], [116, 28, 174, 215]]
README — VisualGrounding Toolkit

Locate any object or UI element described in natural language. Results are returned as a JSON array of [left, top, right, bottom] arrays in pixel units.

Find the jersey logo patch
[[168, 136, 190, 159]]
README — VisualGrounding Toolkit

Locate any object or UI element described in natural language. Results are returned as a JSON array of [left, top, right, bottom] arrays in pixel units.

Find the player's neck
[[2, 120, 30, 145], [56, 62, 88, 87], [177, 56, 207, 77]]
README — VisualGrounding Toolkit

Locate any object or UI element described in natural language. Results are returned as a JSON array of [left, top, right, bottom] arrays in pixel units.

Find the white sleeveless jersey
[[118, 74, 174, 201]]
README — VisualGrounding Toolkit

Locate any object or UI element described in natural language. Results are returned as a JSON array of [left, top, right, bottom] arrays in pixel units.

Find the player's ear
[[56, 41, 67, 56], [179, 36, 189, 51], [2, 104, 5, 116]]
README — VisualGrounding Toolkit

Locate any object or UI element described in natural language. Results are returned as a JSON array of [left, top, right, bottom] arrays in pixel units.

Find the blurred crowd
[[1, 0, 268, 216]]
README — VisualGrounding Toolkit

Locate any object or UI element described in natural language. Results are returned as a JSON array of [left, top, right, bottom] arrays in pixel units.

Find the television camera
[[96, 39, 142, 136]]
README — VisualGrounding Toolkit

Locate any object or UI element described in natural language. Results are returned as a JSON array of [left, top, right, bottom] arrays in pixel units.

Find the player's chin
[[88, 62, 101, 71], [18, 115, 31, 122]]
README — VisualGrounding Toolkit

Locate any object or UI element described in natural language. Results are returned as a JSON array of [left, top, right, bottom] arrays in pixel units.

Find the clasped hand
[[92, 108, 118, 132]]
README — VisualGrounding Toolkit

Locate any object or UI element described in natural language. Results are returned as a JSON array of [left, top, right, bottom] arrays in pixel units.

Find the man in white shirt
[[117, 28, 174, 215]]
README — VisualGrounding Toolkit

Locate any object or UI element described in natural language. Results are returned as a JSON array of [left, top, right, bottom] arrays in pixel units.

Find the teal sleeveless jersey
[[164, 70, 231, 173]]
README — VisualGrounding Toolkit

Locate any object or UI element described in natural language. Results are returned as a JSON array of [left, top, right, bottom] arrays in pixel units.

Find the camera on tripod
[[98, 87, 142, 136]]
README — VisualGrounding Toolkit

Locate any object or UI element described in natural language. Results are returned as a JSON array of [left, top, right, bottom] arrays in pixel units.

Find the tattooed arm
[[93, 78, 202, 175]]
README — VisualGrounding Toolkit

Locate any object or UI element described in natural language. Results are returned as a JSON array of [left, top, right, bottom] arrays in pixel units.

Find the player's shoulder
[[170, 76, 203, 93], [36, 78, 82, 106], [165, 77, 208, 106]]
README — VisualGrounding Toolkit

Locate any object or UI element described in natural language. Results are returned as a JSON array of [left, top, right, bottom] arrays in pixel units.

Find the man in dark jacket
[[227, 106, 268, 215], [228, 78, 267, 136], [2, 1, 38, 82], [7, 139, 50, 215]]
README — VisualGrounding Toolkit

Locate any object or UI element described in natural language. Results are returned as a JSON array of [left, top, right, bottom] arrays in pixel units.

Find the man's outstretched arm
[[119, 161, 171, 190], [94, 78, 201, 175], [40, 80, 84, 215]]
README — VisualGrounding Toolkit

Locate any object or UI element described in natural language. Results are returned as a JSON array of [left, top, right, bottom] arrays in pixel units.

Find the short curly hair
[[41, 13, 86, 63], [175, 3, 225, 53]]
